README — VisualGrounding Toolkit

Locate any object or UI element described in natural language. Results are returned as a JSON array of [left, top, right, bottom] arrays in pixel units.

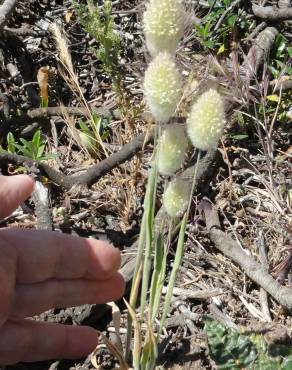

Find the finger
[[0, 228, 121, 283], [0, 319, 99, 365], [0, 175, 35, 219], [10, 273, 125, 318]]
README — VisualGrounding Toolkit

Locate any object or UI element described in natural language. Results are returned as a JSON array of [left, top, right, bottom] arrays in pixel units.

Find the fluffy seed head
[[187, 89, 225, 151], [143, 0, 185, 56], [50, 23, 74, 74], [158, 124, 188, 176], [163, 178, 190, 218], [144, 52, 182, 123]]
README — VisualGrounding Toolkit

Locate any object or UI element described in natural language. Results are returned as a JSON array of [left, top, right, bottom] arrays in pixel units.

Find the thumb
[[0, 175, 35, 219]]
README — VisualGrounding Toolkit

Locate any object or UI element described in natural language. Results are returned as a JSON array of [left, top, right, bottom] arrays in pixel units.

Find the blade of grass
[[140, 152, 158, 315], [158, 150, 201, 336], [141, 320, 158, 370], [125, 131, 159, 360], [124, 299, 142, 370], [158, 212, 188, 336], [125, 262, 143, 360], [149, 230, 167, 323]]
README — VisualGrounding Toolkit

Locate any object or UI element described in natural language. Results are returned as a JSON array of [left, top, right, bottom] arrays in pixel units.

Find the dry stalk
[[50, 23, 108, 157]]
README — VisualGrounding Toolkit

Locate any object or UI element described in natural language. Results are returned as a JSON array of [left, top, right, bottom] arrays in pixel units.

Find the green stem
[[140, 127, 160, 316], [125, 126, 159, 361], [158, 150, 201, 336]]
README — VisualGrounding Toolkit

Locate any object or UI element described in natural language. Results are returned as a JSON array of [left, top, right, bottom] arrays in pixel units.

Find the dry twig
[[0, 131, 153, 189], [252, 4, 292, 20], [202, 200, 292, 311], [244, 27, 278, 76], [0, 0, 17, 30]]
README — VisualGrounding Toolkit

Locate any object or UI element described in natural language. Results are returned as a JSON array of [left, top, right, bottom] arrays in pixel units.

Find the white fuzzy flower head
[[143, 0, 185, 56], [163, 178, 190, 218], [187, 89, 226, 151], [158, 124, 188, 176], [144, 52, 182, 123]]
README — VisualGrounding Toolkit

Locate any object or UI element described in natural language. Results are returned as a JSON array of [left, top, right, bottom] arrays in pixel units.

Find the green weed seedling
[[205, 318, 292, 369], [1, 130, 56, 161], [77, 113, 109, 155], [268, 34, 292, 78], [75, 0, 122, 89], [194, 0, 251, 54]]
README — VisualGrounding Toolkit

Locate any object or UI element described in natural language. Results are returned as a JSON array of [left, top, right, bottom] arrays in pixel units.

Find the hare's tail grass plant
[[125, 0, 227, 368]]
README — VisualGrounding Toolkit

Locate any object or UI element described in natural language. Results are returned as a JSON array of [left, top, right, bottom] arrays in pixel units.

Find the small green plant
[[268, 33, 292, 78], [75, 0, 122, 89], [1, 130, 55, 161], [205, 318, 292, 369], [194, 0, 251, 53], [77, 113, 109, 155], [75, 0, 139, 127]]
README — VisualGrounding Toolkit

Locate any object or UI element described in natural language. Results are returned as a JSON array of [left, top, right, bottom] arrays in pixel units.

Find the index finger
[[0, 175, 35, 219], [0, 228, 121, 283]]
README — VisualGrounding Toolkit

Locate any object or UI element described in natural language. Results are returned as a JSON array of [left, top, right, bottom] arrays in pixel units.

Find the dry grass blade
[[107, 301, 124, 354], [91, 330, 130, 370], [50, 22, 108, 157], [124, 299, 142, 369], [37, 66, 49, 107]]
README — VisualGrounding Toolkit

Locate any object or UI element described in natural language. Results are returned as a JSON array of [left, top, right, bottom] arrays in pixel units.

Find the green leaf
[[32, 130, 41, 147], [204, 39, 216, 49], [274, 34, 286, 55], [205, 318, 258, 368], [7, 132, 16, 153], [92, 112, 101, 126], [79, 119, 91, 134], [230, 134, 249, 140], [150, 232, 167, 322], [37, 144, 45, 159], [266, 94, 280, 103], [268, 64, 280, 78], [14, 144, 31, 158], [41, 97, 48, 108], [217, 44, 225, 54], [159, 212, 188, 335], [205, 318, 292, 369], [226, 14, 237, 27], [194, 24, 206, 38]]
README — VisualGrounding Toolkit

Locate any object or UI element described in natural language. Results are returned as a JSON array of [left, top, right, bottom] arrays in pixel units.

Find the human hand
[[0, 175, 125, 365]]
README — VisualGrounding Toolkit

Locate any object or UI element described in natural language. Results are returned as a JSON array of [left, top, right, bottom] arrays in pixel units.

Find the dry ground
[[0, 0, 291, 369]]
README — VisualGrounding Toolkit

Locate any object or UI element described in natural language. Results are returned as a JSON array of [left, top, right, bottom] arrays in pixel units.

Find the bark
[[244, 27, 278, 76], [252, 4, 292, 20]]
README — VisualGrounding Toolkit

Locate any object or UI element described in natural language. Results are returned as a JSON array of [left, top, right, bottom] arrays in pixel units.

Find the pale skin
[[0, 174, 125, 365]]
